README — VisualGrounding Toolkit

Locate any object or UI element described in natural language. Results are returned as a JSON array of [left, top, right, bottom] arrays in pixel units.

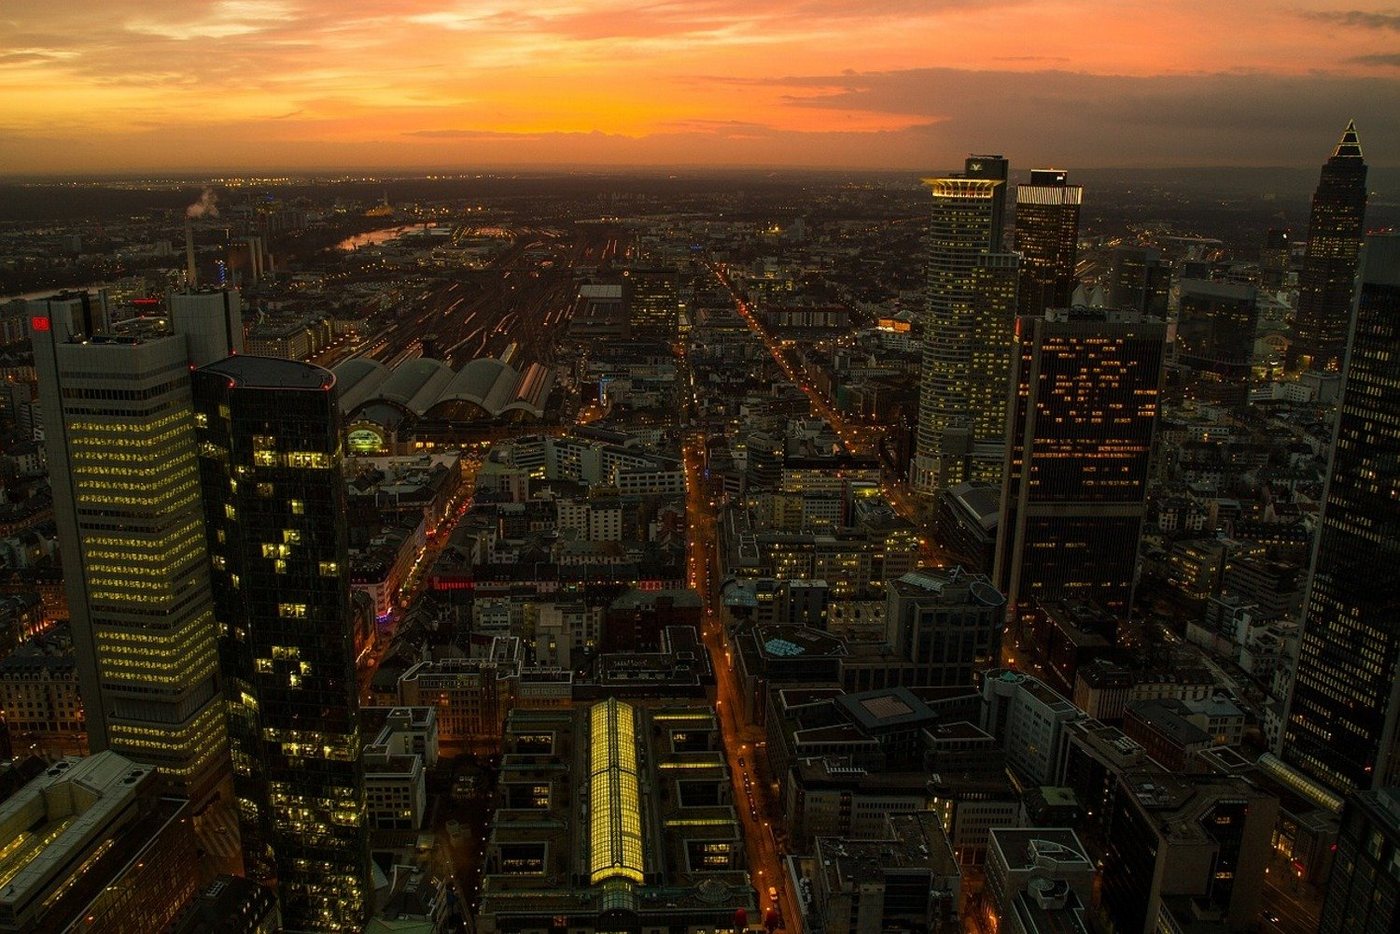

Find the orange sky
[[1, 1, 1397, 173]]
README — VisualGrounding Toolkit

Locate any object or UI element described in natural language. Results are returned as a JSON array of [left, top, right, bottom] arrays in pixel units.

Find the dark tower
[[995, 308, 1165, 629], [193, 356, 369, 932], [1014, 169, 1082, 317], [1175, 279, 1259, 409], [1282, 234, 1400, 797], [1290, 121, 1368, 372]]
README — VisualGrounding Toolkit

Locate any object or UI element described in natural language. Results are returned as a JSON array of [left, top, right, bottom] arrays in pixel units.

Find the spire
[[1333, 120, 1363, 160]]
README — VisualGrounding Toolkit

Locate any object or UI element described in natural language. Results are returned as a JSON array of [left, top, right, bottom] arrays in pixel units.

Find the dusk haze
[[3, 0, 1400, 173]]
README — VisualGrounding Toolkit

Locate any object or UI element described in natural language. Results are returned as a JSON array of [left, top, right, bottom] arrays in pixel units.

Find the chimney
[[184, 218, 198, 288]]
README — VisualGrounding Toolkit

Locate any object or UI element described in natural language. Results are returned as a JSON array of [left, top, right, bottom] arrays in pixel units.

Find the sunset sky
[[2, 1, 1399, 174]]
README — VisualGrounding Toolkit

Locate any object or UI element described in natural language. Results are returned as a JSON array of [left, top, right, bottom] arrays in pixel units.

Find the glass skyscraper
[[1014, 169, 1082, 318], [995, 307, 1165, 627], [1283, 234, 1400, 796], [193, 356, 368, 932], [1290, 121, 1368, 373]]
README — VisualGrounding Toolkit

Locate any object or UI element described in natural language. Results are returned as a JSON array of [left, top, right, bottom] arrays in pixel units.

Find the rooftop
[[201, 354, 334, 391]]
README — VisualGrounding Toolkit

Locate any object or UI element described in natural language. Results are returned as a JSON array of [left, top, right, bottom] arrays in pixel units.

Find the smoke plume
[[186, 187, 219, 219]]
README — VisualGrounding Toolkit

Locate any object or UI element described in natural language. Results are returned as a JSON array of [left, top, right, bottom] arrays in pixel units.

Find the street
[[684, 434, 803, 933]]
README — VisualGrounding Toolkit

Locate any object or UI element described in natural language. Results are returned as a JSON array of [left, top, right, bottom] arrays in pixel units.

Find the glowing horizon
[[2, 1, 1399, 175]]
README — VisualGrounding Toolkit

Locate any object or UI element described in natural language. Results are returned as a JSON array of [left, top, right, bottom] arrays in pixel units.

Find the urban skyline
[[0, 69, 1393, 933]]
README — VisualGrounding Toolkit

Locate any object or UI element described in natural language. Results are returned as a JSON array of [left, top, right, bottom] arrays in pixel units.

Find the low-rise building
[[808, 811, 961, 934], [0, 752, 200, 933]]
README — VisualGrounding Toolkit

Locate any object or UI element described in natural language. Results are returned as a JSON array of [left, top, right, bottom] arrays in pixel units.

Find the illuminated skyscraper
[[1282, 234, 1400, 797], [30, 290, 237, 806], [193, 356, 367, 932], [913, 155, 1021, 495], [995, 308, 1165, 626], [1290, 121, 1368, 372], [1014, 169, 1082, 317]]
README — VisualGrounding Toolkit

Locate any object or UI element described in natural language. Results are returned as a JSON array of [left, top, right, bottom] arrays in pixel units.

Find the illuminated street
[[685, 433, 802, 932]]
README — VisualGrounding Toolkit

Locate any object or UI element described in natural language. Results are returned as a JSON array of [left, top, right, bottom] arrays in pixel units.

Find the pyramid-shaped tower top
[[1333, 120, 1363, 159]]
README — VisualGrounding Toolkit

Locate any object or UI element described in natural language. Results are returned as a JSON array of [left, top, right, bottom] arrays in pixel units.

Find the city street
[[684, 434, 802, 932], [708, 262, 951, 566]]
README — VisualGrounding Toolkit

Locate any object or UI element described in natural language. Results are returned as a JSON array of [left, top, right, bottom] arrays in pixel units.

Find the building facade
[[1014, 169, 1082, 318], [1175, 279, 1259, 408], [31, 291, 231, 805], [913, 156, 1021, 495], [1290, 121, 1368, 372], [1321, 789, 1400, 934], [1282, 235, 1400, 796], [995, 308, 1165, 626], [193, 356, 370, 932]]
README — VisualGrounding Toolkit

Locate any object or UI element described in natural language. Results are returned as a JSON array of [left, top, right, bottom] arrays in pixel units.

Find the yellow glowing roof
[[589, 698, 644, 885]]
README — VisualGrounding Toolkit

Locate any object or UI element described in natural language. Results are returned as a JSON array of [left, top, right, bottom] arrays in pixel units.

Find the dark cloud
[[1349, 51, 1400, 65], [745, 66, 1400, 166], [1301, 10, 1400, 31]]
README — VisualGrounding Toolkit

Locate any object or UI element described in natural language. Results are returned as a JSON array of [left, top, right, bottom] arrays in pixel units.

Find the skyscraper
[[1281, 234, 1400, 797], [1321, 789, 1400, 934], [1105, 246, 1170, 317], [193, 356, 368, 932], [1290, 121, 1368, 373], [995, 307, 1165, 627], [1014, 169, 1082, 317], [623, 267, 680, 341], [30, 290, 236, 805], [913, 155, 1020, 495], [1175, 279, 1259, 408]]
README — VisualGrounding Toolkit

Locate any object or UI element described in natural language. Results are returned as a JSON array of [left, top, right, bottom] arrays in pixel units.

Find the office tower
[[1014, 169, 1083, 317], [885, 568, 1005, 687], [1290, 121, 1368, 372], [169, 287, 245, 365], [1321, 789, 1400, 934], [913, 155, 1021, 495], [1260, 227, 1292, 289], [30, 291, 229, 805], [623, 267, 680, 341], [193, 356, 369, 932], [1281, 235, 1400, 796], [1106, 246, 1170, 316], [1175, 279, 1259, 407], [995, 308, 1165, 627]]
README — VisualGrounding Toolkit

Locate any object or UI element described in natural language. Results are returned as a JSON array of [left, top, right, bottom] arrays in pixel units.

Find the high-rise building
[[1281, 234, 1400, 796], [1014, 169, 1082, 317], [1290, 121, 1368, 372], [1105, 246, 1169, 317], [1175, 278, 1259, 408], [30, 290, 234, 805], [169, 287, 246, 365], [1260, 227, 1292, 289], [623, 267, 680, 341], [914, 155, 1020, 495], [193, 356, 369, 932], [995, 308, 1165, 627], [1321, 789, 1400, 934]]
